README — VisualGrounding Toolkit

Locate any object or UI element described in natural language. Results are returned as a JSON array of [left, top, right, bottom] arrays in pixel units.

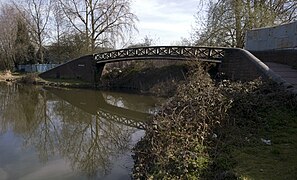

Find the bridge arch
[[39, 46, 226, 83], [94, 46, 226, 82], [95, 46, 225, 64], [39, 46, 293, 91]]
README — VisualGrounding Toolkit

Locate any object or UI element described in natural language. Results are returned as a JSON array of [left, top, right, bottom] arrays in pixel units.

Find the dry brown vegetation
[[101, 61, 189, 94], [0, 70, 25, 82], [133, 62, 232, 179], [18, 73, 39, 84], [0, 70, 13, 81], [132, 61, 297, 179]]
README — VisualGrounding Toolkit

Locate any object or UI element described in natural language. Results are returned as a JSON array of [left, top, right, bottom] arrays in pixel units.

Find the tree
[[0, 4, 21, 70], [128, 35, 154, 48], [0, 3, 38, 70], [49, 0, 71, 61], [14, 17, 37, 65], [47, 33, 88, 63], [14, 0, 52, 63], [193, 0, 297, 48], [57, 0, 137, 53]]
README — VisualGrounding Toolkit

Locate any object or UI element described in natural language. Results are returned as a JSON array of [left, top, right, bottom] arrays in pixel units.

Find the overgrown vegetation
[[133, 62, 297, 179], [0, 70, 24, 82], [18, 73, 39, 84], [133, 62, 231, 179], [101, 61, 190, 96], [220, 80, 297, 179]]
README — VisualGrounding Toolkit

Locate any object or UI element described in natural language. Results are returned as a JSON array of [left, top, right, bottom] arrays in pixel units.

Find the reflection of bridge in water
[[46, 87, 152, 129]]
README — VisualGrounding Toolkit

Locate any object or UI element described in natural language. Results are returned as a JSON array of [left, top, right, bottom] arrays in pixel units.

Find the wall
[[220, 49, 264, 81], [251, 49, 297, 67], [245, 21, 297, 51], [220, 48, 291, 88], [39, 55, 99, 83], [18, 64, 59, 73]]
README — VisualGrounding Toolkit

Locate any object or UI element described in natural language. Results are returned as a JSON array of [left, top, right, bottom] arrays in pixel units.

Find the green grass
[[231, 109, 297, 180]]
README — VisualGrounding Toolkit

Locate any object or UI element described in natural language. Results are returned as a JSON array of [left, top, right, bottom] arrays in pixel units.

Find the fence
[[245, 21, 297, 51], [18, 64, 59, 73]]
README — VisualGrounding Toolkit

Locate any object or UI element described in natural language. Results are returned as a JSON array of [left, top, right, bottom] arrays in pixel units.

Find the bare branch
[[56, 0, 137, 53]]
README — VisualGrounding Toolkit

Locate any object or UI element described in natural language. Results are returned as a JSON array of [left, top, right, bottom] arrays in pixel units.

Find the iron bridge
[[94, 46, 226, 63]]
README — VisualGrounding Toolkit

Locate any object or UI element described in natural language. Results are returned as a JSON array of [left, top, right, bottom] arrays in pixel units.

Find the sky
[[0, 0, 199, 46], [130, 0, 198, 45]]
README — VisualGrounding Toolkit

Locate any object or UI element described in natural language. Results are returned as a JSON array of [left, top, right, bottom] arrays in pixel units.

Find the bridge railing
[[94, 46, 226, 62]]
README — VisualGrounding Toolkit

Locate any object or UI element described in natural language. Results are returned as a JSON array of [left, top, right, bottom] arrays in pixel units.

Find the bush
[[133, 59, 297, 179], [0, 70, 13, 81], [133, 62, 232, 179], [19, 73, 38, 84]]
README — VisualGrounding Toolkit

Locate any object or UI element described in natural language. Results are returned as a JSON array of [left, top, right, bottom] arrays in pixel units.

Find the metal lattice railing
[[97, 111, 147, 130], [94, 46, 225, 63]]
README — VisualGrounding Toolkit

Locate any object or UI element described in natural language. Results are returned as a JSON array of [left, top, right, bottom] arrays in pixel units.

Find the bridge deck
[[95, 46, 226, 63], [39, 46, 226, 83], [265, 62, 297, 89]]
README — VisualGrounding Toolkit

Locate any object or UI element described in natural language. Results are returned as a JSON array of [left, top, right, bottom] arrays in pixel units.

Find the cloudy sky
[[0, 0, 199, 45], [130, 0, 198, 45]]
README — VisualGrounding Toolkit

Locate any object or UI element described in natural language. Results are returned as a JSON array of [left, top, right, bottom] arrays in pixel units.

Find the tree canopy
[[193, 0, 297, 47], [0, 0, 137, 70]]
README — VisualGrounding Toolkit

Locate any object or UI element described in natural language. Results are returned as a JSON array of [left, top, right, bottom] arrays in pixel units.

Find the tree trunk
[[233, 0, 243, 48]]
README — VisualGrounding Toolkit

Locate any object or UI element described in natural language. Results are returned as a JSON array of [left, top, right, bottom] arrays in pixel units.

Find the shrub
[[133, 62, 232, 179], [19, 73, 38, 84]]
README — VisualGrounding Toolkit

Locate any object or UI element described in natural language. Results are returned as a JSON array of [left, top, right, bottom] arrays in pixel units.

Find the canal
[[0, 82, 160, 180]]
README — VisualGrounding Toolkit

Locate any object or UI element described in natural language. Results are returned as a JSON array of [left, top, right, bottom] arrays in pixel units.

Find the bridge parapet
[[39, 46, 226, 83], [39, 45, 294, 88], [95, 46, 226, 63]]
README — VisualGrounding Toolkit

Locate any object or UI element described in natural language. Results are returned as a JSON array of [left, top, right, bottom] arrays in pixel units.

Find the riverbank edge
[[130, 63, 297, 179], [1, 63, 191, 97], [2, 65, 297, 179]]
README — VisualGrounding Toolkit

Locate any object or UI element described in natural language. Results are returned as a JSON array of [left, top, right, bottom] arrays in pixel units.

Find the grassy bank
[[4, 72, 97, 89], [223, 81, 297, 179], [133, 62, 297, 179]]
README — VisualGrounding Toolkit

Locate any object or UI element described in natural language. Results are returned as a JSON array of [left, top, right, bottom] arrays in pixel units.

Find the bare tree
[[57, 0, 137, 53], [193, 0, 297, 48], [0, 5, 21, 70], [128, 35, 155, 48], [48, 0, 71, 61], [14, 0, 52, 63], [0, 3, 37, 70], [51, 1, 64, 49], [0, 6, 15, 69]]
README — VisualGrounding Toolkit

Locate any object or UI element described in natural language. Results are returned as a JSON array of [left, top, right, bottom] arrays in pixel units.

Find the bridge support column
[[95, 63, 106, 84]]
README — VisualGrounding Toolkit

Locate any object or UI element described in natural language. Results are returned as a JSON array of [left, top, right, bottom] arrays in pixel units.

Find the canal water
[[0, 82, 159, 180]]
